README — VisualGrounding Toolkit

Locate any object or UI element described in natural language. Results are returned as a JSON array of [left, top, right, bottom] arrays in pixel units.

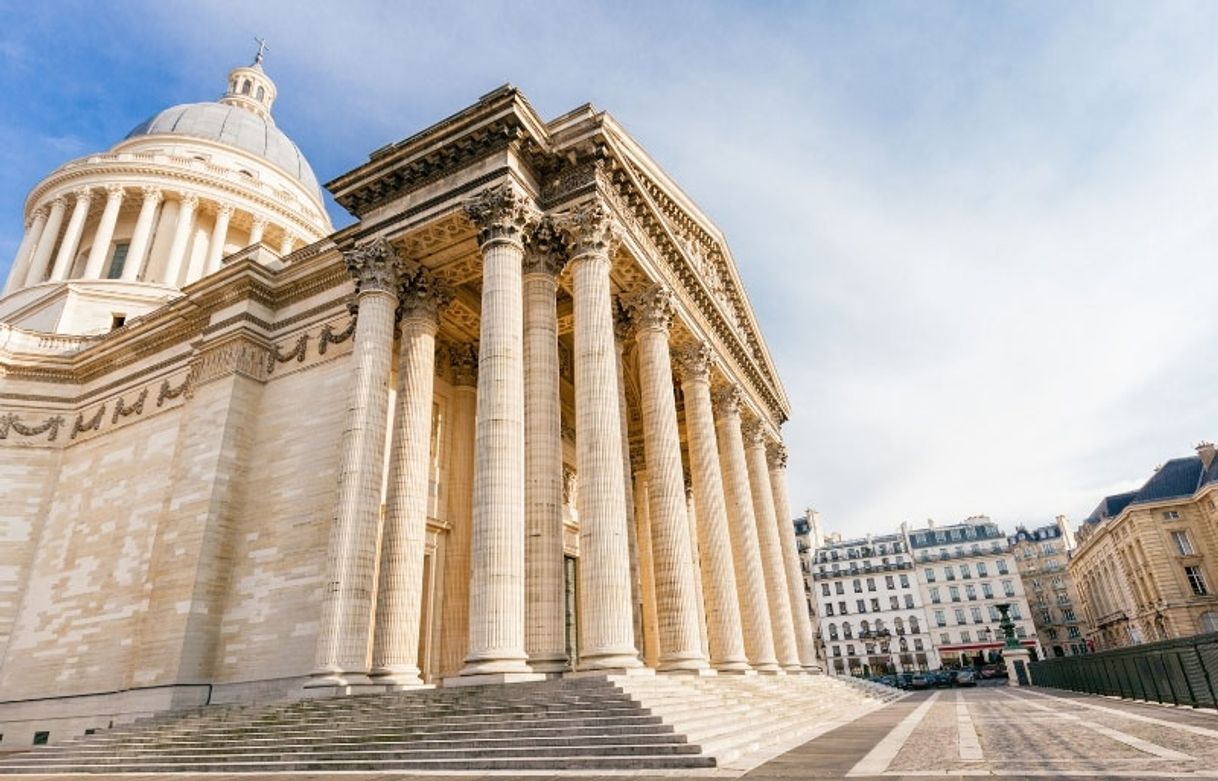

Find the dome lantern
[[219, 40, 277, 122]]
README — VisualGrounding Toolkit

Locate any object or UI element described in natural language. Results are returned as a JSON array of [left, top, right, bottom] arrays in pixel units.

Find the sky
[[1, 1, 1217, 539]]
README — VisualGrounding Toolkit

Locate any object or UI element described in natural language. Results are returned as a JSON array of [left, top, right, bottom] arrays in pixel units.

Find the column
[[674, 342, 750, 672], [50, 187, 93, 281], [557, 199, 641, 671], [768, 440, 821, 672], [522, 218, 568, 673], [4, 208, 46, 295], [685, 477, 710, 657], [162, 194, 198, 287], [248, 216, 267, 247], [204, 203, 234, 275], [456, 183, 541, 681], [371, 267, 450, 687], [631, 445, 661, 668], [714, 385, 779, 672], [123, 187, 162, 282], [83, 185, 125, 279], [624, 283, 707, 672], [438, 344, 477, 679], [308, 237, 402, 689], [280, 230, 297, 256], [24, 199, 62, 287], [613, 308, 645, 658], [744, 419, 799, 672]]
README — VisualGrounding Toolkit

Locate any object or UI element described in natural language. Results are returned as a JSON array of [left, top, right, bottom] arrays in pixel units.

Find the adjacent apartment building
[[1070, 443, 1218, 650], [1009, 517, 1087, 656], [904, 517, 1040, 666], [811, 532, 939, 675]]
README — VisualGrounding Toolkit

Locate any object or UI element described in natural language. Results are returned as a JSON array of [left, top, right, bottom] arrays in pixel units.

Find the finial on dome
[[253, 37, 269, 67]]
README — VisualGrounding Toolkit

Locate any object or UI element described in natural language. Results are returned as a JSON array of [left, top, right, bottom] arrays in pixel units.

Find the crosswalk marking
[[955, 690, 983, 761]]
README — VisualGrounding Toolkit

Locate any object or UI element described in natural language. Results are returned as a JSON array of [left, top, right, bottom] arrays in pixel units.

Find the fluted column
[[50, 187, 93, 281], [613, 309, 645, 659], [83, 185, 125, 279], [674, 343, 750, 672], [456, 183, 541, 680], [744, 419, 799, 671], [5, 209, 46, 294], [162, 194, 198, 287], [714, 385, 778, 672], [631, 446, 661, 668], [281, 231, 297, 256], [248, 216, 267, 247], [371, 267, 450, 687], [768, 441, 821, 672], [624, 284, 707, 672], [24, 200, 62, 287], [685, 477, 709, 658], [557, 200, 640, 671], [204, 203, 234, 275], [309, 238, 402, 689], [439, 344, 477, 679], [522, 218, 568, 673], [123, 187, 162, 282]]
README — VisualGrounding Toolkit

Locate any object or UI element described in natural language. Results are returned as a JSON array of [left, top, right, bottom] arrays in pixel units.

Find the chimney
[[1056, 514, 1076, 551], [1197, 441, 1216, 471]]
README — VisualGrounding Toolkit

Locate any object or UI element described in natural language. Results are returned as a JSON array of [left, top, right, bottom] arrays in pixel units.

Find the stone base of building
[[441, 672, 548, 688]]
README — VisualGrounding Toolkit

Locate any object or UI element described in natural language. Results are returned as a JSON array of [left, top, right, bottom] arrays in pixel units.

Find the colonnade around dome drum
[[4, 181, 306, 296]]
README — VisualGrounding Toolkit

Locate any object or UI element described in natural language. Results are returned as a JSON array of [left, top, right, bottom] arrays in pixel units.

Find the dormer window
[[256, 86, 265, 102], [241, 79, 251, 95]]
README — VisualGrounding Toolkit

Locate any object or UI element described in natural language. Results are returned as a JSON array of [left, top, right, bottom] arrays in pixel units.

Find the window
[[904, 594, 915, 608], [1173, 531, 1195, 556], [1042, 543, 1057, 555], [1003, 580, 1016, 598], [900, 574, 910, 588], [1016, 626, 1027, 638], [1010, 604, 1022, 620], [1164, 510, 1181, 520], [839, 601, 848, 614], [1046, 627, 1059, 640], [960, 630, 971, 642], [939, 632, 950, 644], [109, 314, 126, 330], [894, 618, 905, 635], [824, 603, 834, 616], [842, 622, 853, 639], [1068, 625, 1082, 639], [856, 599, 866, 613], [934, 609, 946, 627], [971, 607, 983, 624], [33, 731, 49, 746], [833, 646, 842, 657], [924, 568, 936, 583], [949, 586, 960, 602], [1032, 579, 1043, 592], [241, 79, 251, 95], [853, 579, 863, 593], [997, 559, 1009, 575], [977, 562, 988, 577], [256, 85, 266, 101], [885, 575, 895, 589], [944, 566, 956, 581], [866, 577, 876, 592], [889, 596, 899, 610], [835, 581, 844, 595], [846, 644, 855, 656], [828, 623, 839, 640], [929, 587, 941, 604], [1187, 566, 1209, 596], [106, 242, 130, 279], [870, 598, 881, 612], [821, 583, 831, 597], [965, 585, 977, 601], [914, 638, 924, 651], [982, 582, 994, 599], [955, 608, 966, 625], [960, 564, 971, 579]]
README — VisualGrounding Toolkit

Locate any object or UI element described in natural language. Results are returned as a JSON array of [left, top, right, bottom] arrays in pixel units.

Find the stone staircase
[[0, 673, 903, 774]]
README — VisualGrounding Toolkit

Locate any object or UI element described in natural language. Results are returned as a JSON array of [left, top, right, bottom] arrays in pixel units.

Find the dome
[[125, 102, 323, 203]]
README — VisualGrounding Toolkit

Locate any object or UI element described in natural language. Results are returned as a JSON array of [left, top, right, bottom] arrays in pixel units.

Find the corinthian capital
[[767, 441, 788, 470], [398, 265, 452, 322], [623, 283, 676, 333], [672, 340, 713, 384], [741, 418, 766, 447], [464, 183, 539, 248], [554, 199, 621, 260], [523, 216, 568, 276], [447, 341, 479, 387], [711, 384, 742, 418], [72, 186, 94, 205], [140, 185, 164, 204], [343, 237, 403, 296]]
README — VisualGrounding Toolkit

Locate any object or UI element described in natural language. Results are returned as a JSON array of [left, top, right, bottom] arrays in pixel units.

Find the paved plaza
[[5, 686, 1218, 779]]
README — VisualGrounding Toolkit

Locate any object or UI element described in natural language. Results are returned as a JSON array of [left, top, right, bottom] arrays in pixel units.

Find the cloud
[[2, 1, 1216, 538]]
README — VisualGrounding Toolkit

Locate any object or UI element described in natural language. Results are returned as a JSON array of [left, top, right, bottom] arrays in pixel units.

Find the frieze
[[0, 412, 65, 443], [157, 374, 194, 407], [71, 404, 106, 440], [191, 336, 271, 387], [265, 332, 309, 374], [111, 388, 148, 424], [317, 318, 357, 355]]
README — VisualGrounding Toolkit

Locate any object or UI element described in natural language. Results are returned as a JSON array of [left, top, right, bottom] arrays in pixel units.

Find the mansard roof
[[324, 85, 790, 422], [1084, 453, 1218, 526]]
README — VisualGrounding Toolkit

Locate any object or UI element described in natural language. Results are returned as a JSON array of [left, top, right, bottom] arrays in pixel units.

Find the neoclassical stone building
[[0, 57, 816, 740]]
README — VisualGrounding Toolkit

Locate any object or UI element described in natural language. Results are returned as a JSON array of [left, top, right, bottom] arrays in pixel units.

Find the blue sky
[[2, 1, 1217, 537]]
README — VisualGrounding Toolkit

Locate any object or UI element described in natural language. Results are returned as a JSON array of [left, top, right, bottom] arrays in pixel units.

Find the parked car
[[955, 669, 977, 687], [895, 673, 914, 689], [980, 663, 1007, 679], [909, 673, 931, 690], [931, 671, 954, 688]]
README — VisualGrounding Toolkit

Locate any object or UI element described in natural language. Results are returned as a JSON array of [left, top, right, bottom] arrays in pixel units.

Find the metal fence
[[1029, 631, 1218, 709]]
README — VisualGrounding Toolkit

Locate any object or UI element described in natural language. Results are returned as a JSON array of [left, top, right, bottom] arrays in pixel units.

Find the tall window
[[997, 559, 1009, 575], [904, 594, 915, 608], [977, 562, 989, 577], [929, 586, 941, 604], [835, 581, 845, 595], [954, 608, 966, 625], [842, 622, 853, 639], [909, 616, 920, 634], [828, 623, 839, 640], [853, 579, 863, 593], [949, 586, 961, 602], [1186, 566, 1209, 596], [982, 582, 994, 599], [934, 610, 946, 627], [106, 242, 130, 279], [971, 606, 983, 623], [856, 599, 866, 613], [1003, 580, 1016, 597], [839, 601, 848, 615], [822, 583, 831, 597], [889, 596, 899, 610], [885, 575, 895, 589], [960, 563, 972, 579], [866, 577, 876, 592], [965, 584, 977, 601], [924, 568, 936, 583], [1173, 531, 1195, 556], [944, 566, 956, 581], [900, 574, 910, 588]]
